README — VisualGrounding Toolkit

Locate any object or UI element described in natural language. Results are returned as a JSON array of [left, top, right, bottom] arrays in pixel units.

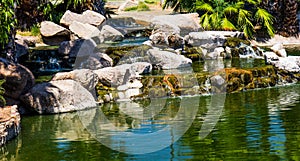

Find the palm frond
[[224, 6, 238, 15], [221, 17, 237, 31], [255, 7, 275, 36], [196, 3, 213, 13], [200, 12, 211, 30]]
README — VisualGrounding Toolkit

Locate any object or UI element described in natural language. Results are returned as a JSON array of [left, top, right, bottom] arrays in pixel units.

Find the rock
[[271, 43, 287, 57], [147, 49, 192, 69], [0, 59, 35, 105], [149, 32, 168, 47], [20, 80, 97, 114], [270, 57, 300, 72], [118, 0, 138, 11], [94, 62, 152, 86], [100, 25, 124, 42], [60, 10, 106, 27], [69, 21, 101, 39], [0, 105, 20, 146], [77, 53, 113, 70], [58, 39, 97, 58], [185, 31, 244, 49], [52, 69, 99, 92], [40, 21, 71, 46], [151, 13, 202, 36], [264, 51, 279, 64]]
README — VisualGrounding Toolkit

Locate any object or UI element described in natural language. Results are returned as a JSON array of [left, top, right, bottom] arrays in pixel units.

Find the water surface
[[1, 84, 300, 160]]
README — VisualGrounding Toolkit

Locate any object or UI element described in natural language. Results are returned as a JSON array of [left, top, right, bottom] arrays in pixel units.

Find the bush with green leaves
[[0, 0, 17, 49], [163, 0, 275, 38], [0, 79, 6, 107]]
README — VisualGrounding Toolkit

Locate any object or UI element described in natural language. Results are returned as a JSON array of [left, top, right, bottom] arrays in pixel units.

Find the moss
[[124, 2, 150, 11], [224, 37, 250, 48]]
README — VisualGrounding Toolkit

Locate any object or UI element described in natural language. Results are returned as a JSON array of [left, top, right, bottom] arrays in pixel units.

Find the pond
[[1, 82, 300, 160]]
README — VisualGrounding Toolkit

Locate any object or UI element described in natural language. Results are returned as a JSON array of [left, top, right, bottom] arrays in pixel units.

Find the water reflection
[[1, 85, 300, 160]]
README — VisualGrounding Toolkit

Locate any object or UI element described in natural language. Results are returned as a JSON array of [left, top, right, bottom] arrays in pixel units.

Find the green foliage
[[30, 24, 40, 36], [193, 0, 275, 38], [125, 2, 150, 11], [0, 79, 6, 107], [0, 0, 17, 48]]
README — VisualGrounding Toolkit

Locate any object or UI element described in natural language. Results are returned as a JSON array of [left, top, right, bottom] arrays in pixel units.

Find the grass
[[124, 2, 150, 11]]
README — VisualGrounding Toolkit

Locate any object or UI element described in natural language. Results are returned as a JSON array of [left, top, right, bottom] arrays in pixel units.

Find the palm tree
[[193, 0, 274, 38], [262, 0, 299, 37]]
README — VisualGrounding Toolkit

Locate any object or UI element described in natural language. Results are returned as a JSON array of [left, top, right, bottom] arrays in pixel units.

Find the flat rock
[[151, 13, 202, 36]]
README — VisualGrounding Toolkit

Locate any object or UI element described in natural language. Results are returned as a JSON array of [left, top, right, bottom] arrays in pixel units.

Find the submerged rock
[[0, 105, 20, 146], [20, 80, 97, 114]]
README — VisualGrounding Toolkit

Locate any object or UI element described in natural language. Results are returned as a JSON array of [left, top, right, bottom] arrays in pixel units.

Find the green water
[[1, 83, 300, 160]]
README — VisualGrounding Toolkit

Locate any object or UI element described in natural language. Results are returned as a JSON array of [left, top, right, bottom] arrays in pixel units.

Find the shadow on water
[[1, 84, 300, 160]]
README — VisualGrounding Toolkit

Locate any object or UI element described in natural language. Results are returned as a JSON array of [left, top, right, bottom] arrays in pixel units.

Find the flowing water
[[1, 82, 300, 160]]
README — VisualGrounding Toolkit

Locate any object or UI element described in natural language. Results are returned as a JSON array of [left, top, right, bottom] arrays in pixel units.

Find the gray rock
[[151, 13, 202, 36], [271, 43, 287, 57], [60, 10, 106, 27], [118, 0, 138, 11], [20, 80, 97, 114], [69, 21, 101, 39], [76, 53, 113, 70], [51, 69, 99, 92], [269, 56, 300, 72], [94, 62, 152, 86], [40, 21, 71, 45], [147, 49, 192, 69], [58, 39, 97, 58], [100, 25, 124, 42]]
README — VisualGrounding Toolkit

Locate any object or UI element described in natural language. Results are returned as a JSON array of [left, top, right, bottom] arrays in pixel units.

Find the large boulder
[[58, 39, 97, 58], [147, 49, 192, 69], [0, 105, 20, 146], [51, 69, 99, 92], [268, 56, 300, 73], [150, 13, 202, 36], [94, 62, 152, 86], [40, 21, 71, 45], [20, 80, 97, 114], [69, 21, 101, 39], [99, 25, 124, 42], [0, 59, 35, 105], [60, 10, 106, 27]]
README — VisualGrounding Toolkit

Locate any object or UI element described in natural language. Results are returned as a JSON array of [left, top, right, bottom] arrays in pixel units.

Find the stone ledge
[[0, 105, 21, 146]]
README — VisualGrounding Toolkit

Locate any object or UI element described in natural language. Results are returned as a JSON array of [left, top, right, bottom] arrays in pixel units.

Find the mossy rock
[[183, 47, 204, 61], [224, 37, 250, 48]]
